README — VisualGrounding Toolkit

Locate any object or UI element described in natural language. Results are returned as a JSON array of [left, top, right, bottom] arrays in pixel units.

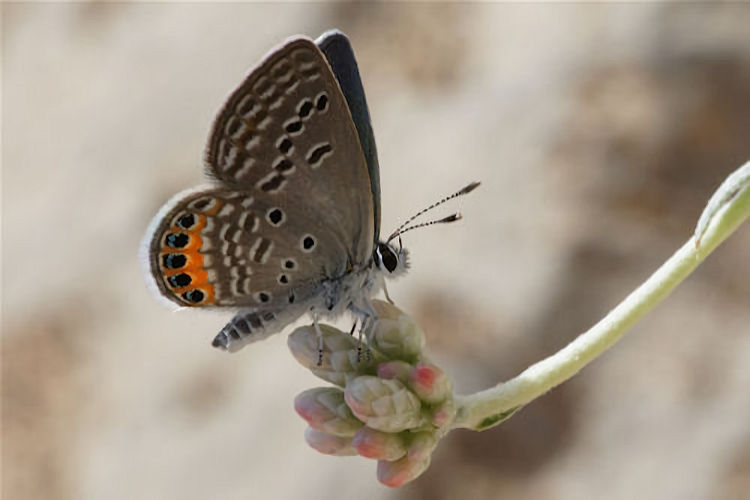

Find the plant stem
[[452, 161, 750, 431]]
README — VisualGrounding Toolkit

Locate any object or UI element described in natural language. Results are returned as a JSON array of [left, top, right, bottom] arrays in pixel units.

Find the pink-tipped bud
[[408, 362, 452, 404], [377, 456, 431, 488], [352, 427, 407, 461], [294, 388, 362, 436], [304, 427, 356, 456]]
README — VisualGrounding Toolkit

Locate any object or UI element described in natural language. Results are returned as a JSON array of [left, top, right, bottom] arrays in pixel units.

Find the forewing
[[204, 36, 375, 263]]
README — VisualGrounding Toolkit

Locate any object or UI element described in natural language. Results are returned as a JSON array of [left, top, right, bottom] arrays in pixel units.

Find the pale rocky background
[[3, 3, 750, 500]]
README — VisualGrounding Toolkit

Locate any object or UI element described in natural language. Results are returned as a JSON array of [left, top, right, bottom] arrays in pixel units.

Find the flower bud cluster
[[288, 300, 455, 487]]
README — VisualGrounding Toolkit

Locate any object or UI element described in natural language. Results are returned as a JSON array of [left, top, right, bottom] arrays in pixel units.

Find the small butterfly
[[142, 30, 478, 352]]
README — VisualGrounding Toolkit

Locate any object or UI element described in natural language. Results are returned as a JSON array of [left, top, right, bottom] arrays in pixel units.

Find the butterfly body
[[143, 31, 409, 352], [211, 247, 406, 351]]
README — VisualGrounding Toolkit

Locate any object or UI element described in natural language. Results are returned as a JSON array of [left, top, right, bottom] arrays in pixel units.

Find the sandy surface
[[3, 3, 750, 499]]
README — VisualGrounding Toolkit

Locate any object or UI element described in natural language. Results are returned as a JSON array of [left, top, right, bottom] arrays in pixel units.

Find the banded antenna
[[387, 181, 481, 242]]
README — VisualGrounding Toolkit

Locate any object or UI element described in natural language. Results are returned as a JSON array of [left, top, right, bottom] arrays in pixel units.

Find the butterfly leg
[[349, 301, 377, 362], [356, 316, 370, 362], [312, 312, 324, 366], [363, 299, 379, 361], [383, 282, 395, 305]]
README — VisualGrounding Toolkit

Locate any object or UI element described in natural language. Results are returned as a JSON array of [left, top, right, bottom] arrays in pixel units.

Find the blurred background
[[3, 3, 750, 499]]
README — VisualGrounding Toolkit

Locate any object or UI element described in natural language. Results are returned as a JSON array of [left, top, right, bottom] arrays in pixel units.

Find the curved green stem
[[452, 161, 750, 431]]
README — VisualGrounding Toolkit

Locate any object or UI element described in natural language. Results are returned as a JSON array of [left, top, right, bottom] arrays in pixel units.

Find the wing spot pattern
[[236, 95, 260, 119], [301, 235, 316, 252], [306, 143, 333, 169], [252, 76, 273, 100], [218, 204, 235, 217], [238, 212, 258, 233], [250, 238, 273, 264], [266, 208, 285, 226], [273, 157, 295, 173], [271, 60, 293, 80], [157, 211, 215, 306], [297, 99, 314, 119], [257, 171, 287, 193], [276, 136, 294, 155], [284, 118, 303, 135]]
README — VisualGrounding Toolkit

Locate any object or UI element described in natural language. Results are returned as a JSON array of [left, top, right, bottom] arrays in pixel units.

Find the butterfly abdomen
[[212, 305, 307, 352]]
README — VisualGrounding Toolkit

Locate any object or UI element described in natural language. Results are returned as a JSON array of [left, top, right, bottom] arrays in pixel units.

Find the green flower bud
[[370, 302, 425, 360], [377, 455, 431, 488], [304, 427, 356, 456], [294, 387, 363, 436], [344, 376, 424, 433], [288, 325, 379, 386], [352, 427, 407, 461]]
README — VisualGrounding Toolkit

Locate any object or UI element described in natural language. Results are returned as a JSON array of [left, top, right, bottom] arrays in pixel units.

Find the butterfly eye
[[376, 243, 399, 273]]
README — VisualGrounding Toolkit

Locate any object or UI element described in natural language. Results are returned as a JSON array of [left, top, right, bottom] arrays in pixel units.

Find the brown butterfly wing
[[144, 187, 352, 310], [204, 36, 374, 266]]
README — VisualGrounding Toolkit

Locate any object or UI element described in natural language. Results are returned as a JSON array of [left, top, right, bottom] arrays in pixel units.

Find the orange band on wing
[[158, 213, 216, 306]]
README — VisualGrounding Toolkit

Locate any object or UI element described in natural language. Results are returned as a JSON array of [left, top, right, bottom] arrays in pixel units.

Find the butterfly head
[[374, 241, 409, 277]]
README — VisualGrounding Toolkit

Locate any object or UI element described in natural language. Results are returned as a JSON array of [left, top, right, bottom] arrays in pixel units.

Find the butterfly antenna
[[388, 213, 463, 242], [387, 181, 480, 242]]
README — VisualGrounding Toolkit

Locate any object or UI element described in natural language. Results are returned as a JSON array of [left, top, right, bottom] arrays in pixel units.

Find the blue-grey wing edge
[[316, 29, 381, 243]]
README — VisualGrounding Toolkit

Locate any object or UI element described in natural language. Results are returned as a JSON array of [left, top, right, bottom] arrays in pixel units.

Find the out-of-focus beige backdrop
[[3, 3, 750, 499]]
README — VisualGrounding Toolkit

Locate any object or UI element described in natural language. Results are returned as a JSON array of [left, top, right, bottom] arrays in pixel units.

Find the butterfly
[[142, 30, 478, 352]]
